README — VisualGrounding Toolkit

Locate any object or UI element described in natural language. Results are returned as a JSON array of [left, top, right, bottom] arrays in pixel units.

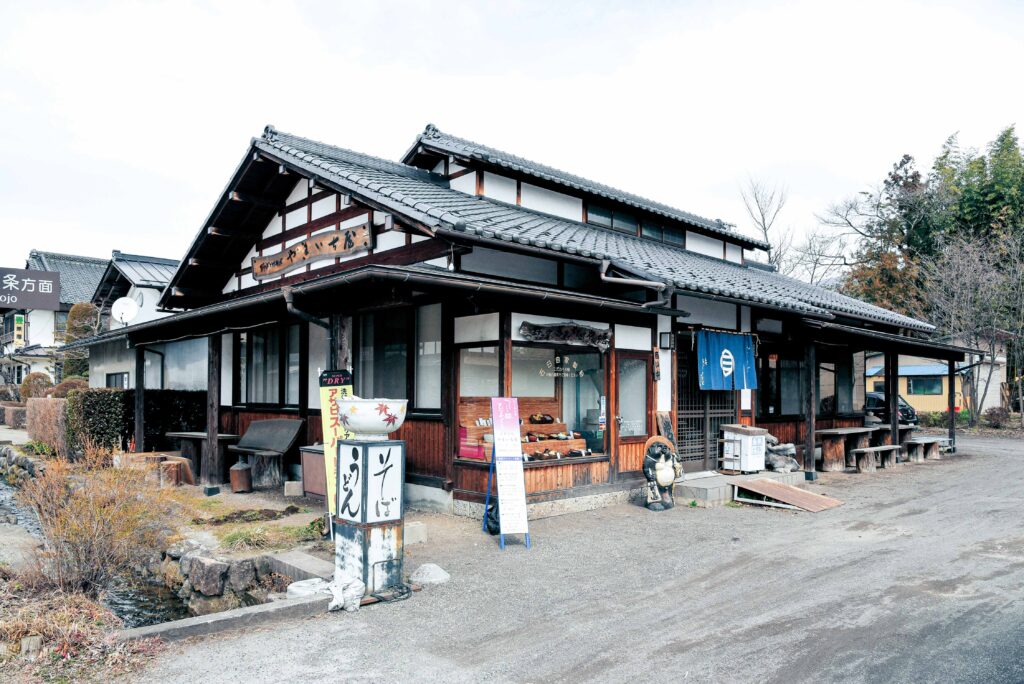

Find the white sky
[[1, 0, 1022, 271]]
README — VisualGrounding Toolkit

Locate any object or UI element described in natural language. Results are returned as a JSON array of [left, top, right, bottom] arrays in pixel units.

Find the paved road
[[139, 436, 1024, 683]]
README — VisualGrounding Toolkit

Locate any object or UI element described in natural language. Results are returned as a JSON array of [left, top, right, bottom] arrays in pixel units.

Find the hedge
[[65, 388, 125, 453], [6, 406, 26, 430], [0, 385, 19, 402], [26, 398, 68, 457]]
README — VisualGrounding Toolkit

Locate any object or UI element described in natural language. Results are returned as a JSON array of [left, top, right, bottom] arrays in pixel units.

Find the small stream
[[1, 479, 190, 628]]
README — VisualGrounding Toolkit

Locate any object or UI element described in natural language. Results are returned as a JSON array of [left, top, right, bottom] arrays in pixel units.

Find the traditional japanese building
[[70, 124, 970, 514]]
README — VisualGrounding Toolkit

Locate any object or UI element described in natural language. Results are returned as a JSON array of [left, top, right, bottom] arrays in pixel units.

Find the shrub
[[60, 375, 86, 383], [21, 440, 56, 457], [47, 378, 88, 398], [983, 406, 1010, 429], [16, 451, 176, 595], [0, 384, 19, 401], [6, 406, 26, 429], [65, 389, 125, 455], [19, 372, 53, 400], [26, 398, 68, 457]]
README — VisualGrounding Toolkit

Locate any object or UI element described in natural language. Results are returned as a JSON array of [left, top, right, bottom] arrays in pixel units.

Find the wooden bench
[[850, 445, 902, 473], [226, 419, 305, 490], [905, 438, 944, 463]]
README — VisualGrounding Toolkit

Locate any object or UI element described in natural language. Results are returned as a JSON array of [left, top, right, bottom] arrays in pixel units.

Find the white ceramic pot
[[334, 398, 408, 441]]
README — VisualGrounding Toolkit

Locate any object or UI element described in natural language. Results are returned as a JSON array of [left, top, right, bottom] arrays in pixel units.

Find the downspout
[[599, 259, 674, 309], [282, 286, 335, 368]]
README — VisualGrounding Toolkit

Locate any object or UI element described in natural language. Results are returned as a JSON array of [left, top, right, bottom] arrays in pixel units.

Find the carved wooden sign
[[251, 224, 372, 279]]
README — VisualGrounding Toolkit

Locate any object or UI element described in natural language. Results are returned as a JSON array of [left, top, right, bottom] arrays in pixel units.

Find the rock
[[189, 557, 229, 596], [286, 577, 332, 598], [266, 591, 289, 602], [244, 588, 270, 604], [227, 559, 256, 592], [404, 520, 427, 545], [283, 480, 303, 497], [178, 548, 211, 576], [177, 579, 193, 600], [187, 592, 241, 616], [161, 558, 184, 589], [410, 563, 450, 585], [20, 635, 42, 660], [165, 539, 201, 560], [254, 555, 273, 579], [5, 514, 16, 525]]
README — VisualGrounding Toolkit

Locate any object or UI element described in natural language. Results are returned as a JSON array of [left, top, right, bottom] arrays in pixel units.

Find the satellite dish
[[111, 297, 140, 326]]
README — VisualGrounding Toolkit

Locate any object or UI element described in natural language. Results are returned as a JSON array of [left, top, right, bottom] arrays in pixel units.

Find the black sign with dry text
[[0, 267, 61, 310], [251, 225, 372, 279]]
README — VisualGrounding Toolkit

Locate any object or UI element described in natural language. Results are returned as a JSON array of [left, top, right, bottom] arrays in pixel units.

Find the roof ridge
[[413, 124, 766, 248], [113, 252, 179, 265], [29, 250, 109, 264]]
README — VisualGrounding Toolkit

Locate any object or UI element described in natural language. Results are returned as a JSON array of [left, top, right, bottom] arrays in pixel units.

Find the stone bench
[[905, 438, 944, 463], [850, 445, 902, 473]]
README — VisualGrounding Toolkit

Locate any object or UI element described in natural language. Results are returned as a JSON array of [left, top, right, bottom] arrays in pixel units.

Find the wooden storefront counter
[[453, 456, 612, 503]]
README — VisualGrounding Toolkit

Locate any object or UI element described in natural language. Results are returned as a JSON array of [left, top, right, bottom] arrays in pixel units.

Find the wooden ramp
[[733, 478, 842, 512]]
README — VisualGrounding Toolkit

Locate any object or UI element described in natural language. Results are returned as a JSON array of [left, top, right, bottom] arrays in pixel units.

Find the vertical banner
[[319, 369, 354, 516], [490, 397, 529, 535]]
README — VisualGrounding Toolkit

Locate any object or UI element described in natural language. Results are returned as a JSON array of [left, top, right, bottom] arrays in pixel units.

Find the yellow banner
[[318, 370, 353, 516]]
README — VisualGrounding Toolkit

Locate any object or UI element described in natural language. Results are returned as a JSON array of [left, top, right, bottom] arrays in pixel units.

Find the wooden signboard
[[252, 225, 372, 279]]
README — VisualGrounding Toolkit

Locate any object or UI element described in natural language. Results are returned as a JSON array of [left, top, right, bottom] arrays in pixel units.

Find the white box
[[720, 424, 767, 472]]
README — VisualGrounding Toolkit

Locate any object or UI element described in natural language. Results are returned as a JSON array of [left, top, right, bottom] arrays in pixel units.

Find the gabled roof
[[25, 250, 108, 306], [246, 127, 932, 332], [93, 251, 179, 307], [403, 124, 770, 251]]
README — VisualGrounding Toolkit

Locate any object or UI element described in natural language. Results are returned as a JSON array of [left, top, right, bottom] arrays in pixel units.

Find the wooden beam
[[188, 258, 231, 269], [171, 286, 214, 299], [134, 346, 145, 453], [328, 314, 351, 371], [278, 164, 289, 175], [948, 359, 956, 451], [205, 334, 222, 485], [228, 191, 281, 210], [803, 342, 817, 479], [207, 226, 249, 238]]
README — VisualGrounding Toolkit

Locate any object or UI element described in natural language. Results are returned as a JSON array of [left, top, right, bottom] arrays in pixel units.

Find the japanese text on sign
[[491, 398, 529, 535], [0, 268, 60, 310]]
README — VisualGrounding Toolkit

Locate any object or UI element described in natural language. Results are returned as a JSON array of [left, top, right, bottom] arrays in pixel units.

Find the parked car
[[864, 392, 919, 425]]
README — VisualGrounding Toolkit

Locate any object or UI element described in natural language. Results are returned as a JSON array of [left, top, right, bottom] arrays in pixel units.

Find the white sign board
[[490, 398, 529, 535], [365, 443, 403, 523]]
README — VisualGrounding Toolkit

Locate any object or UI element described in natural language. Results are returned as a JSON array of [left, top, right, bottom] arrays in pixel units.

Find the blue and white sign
[[697, 330, 757, 390]]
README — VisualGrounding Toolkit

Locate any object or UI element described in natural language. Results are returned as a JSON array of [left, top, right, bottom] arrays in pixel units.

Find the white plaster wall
[[656, 315, 673, 412], [27, 309, 55, 347], [410, 235, 429, 244], [675, 294, 737, 329], [127, 287, 167, 325], [614, 324, 650, 351], [450, 172, 477, 195], [222, 277, 238, 294], [262, 215, 282, 239], [375, 231, 406, 253], [519, 183, 583, 221], [285, 208, 307, 230], [686, 231, 725, 259], [454, 312, 500, 344], [725, 243, 743, 264], [311, 195, 336, 220], [88, 339, 133, 388], [483, 172, 517, 204], [285, 179, 307, 205]]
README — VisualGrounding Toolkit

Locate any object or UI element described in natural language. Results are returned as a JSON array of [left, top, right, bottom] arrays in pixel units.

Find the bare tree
[[741, 177, 795, 275], [997, 229, 1024, 426], [922, 234, 1006, 425], [789, 227, 851, 286]]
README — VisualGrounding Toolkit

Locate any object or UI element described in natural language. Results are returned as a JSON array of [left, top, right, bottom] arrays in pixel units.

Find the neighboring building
[[0, 250, 108, 383], [86, 250, 206, 390], [68, 124, 970, 507]]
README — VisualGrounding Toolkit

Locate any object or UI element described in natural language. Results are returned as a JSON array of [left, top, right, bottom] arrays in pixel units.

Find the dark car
[[864, 392, 919, 425]]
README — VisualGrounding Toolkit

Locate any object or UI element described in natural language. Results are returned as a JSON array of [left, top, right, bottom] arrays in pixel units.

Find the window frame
[[105, 372, 129, 389], [907, 376, 943, 395], [615, 349, 653, 443], [234, 323, 300, 408]]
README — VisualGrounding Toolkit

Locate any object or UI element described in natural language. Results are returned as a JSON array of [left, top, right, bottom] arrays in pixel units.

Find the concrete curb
[[117, 594, 331, 642]]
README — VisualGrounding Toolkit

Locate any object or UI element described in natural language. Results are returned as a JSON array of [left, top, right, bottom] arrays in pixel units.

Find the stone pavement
[[0, 426, 29, 445]]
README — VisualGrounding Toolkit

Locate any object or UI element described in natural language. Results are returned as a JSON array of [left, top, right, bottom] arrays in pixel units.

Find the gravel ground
[[136, 435, 1024, 683]]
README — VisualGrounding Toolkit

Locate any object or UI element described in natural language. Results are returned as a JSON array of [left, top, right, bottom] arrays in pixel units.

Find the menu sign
[[0, 268, 60, 311], [490, 398, 529, 535]]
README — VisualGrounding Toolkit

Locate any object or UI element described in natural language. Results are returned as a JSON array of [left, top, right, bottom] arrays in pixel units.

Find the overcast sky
[[1, 0, 1022, 271]]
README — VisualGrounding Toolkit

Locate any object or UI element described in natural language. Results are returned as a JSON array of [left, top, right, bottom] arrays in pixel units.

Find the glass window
[[617, 356, 649, 438], [286, 324, 300, 405], [908, 376, 942, 395], [611, 212, 638, 234], [757, 352, 806, 417], [459, 346, 499, 397], [415, 304, 442, 409], [779, 359, 805, 415], [587, 204, 613, 229], [246, 327, 280, 403], [358, 312, 409, 400], [663, 227, 686, 246], [54, 311, 68, 332], [511, 346, 556, 397], [105, 372, 129, 389], [641, 221, 663, 241]]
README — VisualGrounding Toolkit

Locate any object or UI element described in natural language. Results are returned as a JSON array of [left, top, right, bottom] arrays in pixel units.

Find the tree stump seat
[[906, 438, 943, 462]]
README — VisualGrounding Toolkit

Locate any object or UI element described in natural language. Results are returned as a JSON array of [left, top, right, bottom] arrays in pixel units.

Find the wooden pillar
[[133, 346, 145, 453], [886, 351, 900, 447], [329, 314, 351, 371], [205, 334, 222, 485], [948, 359, 956, 452], [803, 343, 817, 479]]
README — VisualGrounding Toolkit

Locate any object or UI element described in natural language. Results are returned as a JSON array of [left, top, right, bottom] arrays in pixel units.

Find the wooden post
[[329, 314, 351, 371], [803, 343, 816, 479], [948, 359, 956, 452], [205, 334, 222, 485], [133, 346, 145, 453], [886, 352, 900, 454]]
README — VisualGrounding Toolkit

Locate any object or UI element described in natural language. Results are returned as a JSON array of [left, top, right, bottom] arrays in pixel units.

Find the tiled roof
[[256, 127, 933, 332], [26, 250, 109, 305], [110, 251, 178, 287], [405, 124, 770, 250]]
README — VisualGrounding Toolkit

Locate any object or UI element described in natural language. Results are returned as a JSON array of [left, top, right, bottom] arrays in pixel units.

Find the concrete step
[[675, 470, 806, 508]]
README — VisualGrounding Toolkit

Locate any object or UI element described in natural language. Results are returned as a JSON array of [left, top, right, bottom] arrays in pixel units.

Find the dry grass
[[0, 566, 164, 682], [217, 519, 323, 551]]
